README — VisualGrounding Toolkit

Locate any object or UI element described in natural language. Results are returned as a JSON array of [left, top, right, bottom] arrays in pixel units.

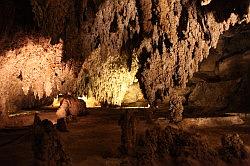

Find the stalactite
[[0, 35, 76, 114], [0, 0, 249, 115]]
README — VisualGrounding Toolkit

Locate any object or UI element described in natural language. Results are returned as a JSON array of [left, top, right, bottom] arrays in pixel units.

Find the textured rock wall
[[187, 24, 250, 112], [0, 34, 76, 114], [31, 0, 249, 106], [136, 0, 250, 104], [76, 47, 138, 105], [0, 0, 249, 114], [32, 0, 142, 105]]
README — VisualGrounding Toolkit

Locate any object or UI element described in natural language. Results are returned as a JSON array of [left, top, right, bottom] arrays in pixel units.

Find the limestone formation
[[186, 25, 250, 112], [30, 0, 250, 106], [118, 110, 137, 155], [0, 0, 249, 116], [169, 93, 184, 123], [136, 125, 218, 165], [188, 80, 240, 109], [33, 118, 70, 165], [56, 95, 87, 119]]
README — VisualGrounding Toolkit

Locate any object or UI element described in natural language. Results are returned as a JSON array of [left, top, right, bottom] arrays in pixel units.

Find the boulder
[[217, 51, 250, 79]]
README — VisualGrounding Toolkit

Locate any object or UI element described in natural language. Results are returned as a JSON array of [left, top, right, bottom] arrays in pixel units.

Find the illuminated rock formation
[[31, 0, 250, 106], [0, 0, 249, 115], [0, 35, 76, 114]]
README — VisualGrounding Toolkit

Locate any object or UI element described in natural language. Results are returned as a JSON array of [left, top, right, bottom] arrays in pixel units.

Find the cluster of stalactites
[[134, 0, 250, 104], [0, 36, 77, 114], [29, 0, 250, 105]]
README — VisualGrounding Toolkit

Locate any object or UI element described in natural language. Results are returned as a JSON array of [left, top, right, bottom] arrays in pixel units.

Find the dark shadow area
[[183, 106, 233, 118], [151, 0, 160, 25], [136, 47, 152, 101], [0, 0, 36, 36], [110, 14, 118, 33], [205, 0, 249, 23], [163, 33, 173, 52], [0, 0, 42, 56], [177, 6, 188, 41]]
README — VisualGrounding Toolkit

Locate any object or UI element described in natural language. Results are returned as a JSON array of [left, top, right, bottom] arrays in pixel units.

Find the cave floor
[[0, 109, 250, 165]]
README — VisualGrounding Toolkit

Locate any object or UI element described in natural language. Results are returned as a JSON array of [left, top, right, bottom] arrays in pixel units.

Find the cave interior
[[0, 0, 250, 165]]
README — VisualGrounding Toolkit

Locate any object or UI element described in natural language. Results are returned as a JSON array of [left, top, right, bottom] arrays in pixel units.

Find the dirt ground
[[0, 109, 250, 166]]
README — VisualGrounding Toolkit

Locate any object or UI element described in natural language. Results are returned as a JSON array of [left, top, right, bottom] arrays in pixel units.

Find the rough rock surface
[[122, 82, 145, 104], [118, 110, 137, 155], [0, 36, 76, 115], [169, 93, 184, 123], [135, 124, 250, 165], [33, 117, 70, 165], [188, 80, 240, 109], [0, 0, 249, 116], [220, 133, 248, 163], [30, 0, 250, 106], [187, 24, 250, 112], [135, 125, 218, 165]]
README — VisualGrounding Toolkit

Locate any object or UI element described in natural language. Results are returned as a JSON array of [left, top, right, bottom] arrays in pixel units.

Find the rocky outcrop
[[188, 80, 240, 109], [119, 110, 137, 155], [136, 0, 250, 105], [169, 93, 184, 123], [122, 82, 145, 104]]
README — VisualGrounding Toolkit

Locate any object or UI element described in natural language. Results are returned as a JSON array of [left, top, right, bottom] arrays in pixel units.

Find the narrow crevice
[[151, 0, 159, 25], [163, 33, 173, 52], [172, 56, 181, 86], [110, 13, 118, 33], [177, 7, 189, 41], [158, 35, 164, 55], [136, 47, 151, 100]]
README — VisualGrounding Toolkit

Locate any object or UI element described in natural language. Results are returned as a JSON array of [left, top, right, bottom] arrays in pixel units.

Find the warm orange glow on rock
[[77, 47, 139, 106], [78, 95, 100, 108], [52, 95, 62, 108], [0, 36, 76, 114]]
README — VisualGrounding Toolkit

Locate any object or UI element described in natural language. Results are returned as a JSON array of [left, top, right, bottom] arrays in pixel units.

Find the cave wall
[[0, 0, 249, 115], [135, 0, 250, 105], [0, 36, 77, 115], [32, 0, 142, 105], [30, 0, 250, 106], [187, 24, 250, 112]]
